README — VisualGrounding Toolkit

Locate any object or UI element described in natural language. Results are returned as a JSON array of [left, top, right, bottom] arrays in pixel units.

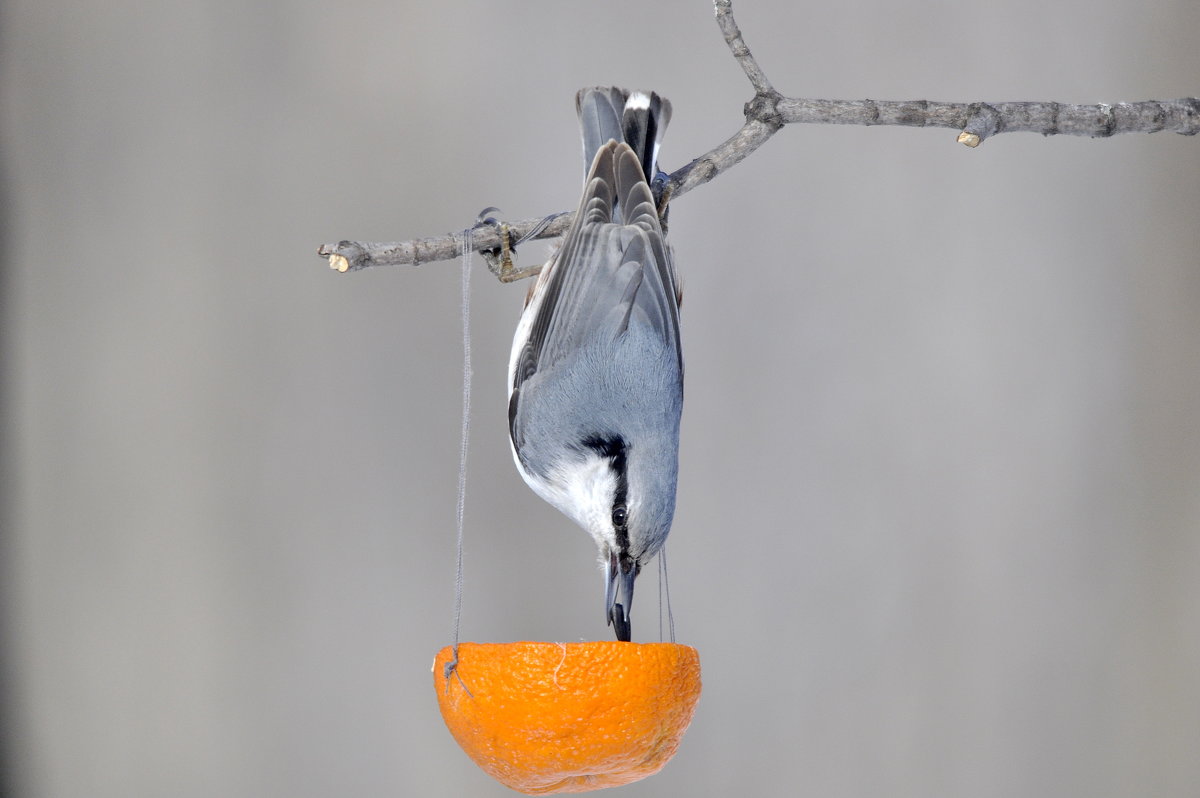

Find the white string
[[658, 545, 676, 643], [450, 227, 473, 663]]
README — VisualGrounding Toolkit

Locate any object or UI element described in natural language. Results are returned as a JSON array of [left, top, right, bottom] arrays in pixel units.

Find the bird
[[507, 87, 682, 642]]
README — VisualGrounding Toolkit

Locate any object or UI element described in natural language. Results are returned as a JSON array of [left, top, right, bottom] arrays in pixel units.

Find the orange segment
[[433, 642, 701, 794]]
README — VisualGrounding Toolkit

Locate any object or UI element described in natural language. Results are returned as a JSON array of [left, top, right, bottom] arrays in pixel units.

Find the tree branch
[[775, 97, 1200, 148], [714, 0, 776, 97], [319, 213, 573, 276], [318, 0, 1199, 275]]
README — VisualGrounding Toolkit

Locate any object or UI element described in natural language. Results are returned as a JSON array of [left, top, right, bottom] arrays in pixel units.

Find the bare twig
[[774, 97, 1200, 148], [319, 213, 572, 275], [714, 0, 776, 96], [318, 0, 1199, 275]]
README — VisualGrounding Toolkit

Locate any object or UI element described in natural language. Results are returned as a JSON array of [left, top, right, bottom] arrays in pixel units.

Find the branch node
[[744, 90, 785, 130], [1180, 98, 1200, 135], [1046, 101, 1062, 137], [865, 99, 881, 125], [1096, 103, 1117, 137], [962, 102, 1002, 145]]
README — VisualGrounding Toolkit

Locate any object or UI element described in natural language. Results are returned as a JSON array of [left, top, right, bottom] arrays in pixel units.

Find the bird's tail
[[576, 87, 672, 185]]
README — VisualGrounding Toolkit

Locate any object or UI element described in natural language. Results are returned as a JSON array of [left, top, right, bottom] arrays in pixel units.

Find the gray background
[[4, 1, 1199, 796]]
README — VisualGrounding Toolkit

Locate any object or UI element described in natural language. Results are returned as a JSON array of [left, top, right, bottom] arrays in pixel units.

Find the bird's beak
[[605, 550, 639, 642]]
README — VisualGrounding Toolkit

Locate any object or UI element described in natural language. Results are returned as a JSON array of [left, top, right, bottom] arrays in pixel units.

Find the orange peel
[[433, 641, 701, 794]]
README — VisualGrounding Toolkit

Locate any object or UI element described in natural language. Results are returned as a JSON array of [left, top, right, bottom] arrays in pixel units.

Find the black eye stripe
[[580, 435, 624, 459]]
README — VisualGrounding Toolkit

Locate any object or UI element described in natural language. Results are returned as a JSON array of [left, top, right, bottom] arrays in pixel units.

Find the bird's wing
[[510, 142, 681, 400]]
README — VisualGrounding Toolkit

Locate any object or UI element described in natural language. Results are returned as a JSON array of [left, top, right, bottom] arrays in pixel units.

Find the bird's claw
[[475, 207, 519, 280], [651, 171, 671, 231]]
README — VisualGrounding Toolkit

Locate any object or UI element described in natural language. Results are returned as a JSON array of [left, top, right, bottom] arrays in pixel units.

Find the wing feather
[[510, 142, 682, 438]]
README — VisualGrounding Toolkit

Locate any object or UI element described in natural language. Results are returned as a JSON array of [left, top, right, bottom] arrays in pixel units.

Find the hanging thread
[[658, 545, 676, 643], [446, 226, 474, 679]]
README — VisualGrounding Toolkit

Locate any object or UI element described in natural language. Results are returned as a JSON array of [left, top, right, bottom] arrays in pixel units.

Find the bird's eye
[[612, 505, 628, 528]]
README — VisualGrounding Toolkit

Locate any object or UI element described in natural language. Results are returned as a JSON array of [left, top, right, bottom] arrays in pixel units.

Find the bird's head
[[537, 433, 676, 642]]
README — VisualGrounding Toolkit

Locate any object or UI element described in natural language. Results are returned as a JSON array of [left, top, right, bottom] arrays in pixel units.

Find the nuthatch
[[507, 87, 681, 642]]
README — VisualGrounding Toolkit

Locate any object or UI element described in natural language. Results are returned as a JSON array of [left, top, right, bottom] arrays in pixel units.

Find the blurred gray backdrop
[[3, 1, 1199, 796]]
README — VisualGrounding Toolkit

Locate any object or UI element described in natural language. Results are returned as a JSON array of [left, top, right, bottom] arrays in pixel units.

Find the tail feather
[[576, 87, 672, 183]]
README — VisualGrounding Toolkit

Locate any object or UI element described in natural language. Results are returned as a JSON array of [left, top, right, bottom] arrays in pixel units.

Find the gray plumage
[[507, 87, 681, 641]]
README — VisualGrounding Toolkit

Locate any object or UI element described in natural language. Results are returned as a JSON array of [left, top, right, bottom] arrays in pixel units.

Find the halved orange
[[433, 641, 701, 794]]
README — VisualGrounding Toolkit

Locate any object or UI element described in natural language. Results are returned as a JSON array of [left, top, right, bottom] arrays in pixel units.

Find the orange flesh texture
[[433, 642, 701, 794]]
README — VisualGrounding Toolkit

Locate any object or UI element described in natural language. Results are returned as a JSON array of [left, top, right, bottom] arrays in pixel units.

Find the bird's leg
[[476, 207, 543, 283], [476, 207, 515, 280], [651, 171, 672, 232]]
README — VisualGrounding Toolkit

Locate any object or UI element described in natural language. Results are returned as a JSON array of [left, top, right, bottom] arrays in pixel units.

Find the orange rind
[[433, 641, 701, 794]]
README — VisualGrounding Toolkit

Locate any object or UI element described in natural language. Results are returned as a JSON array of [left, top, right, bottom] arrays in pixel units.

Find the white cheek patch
[[537, 456, 618, 551]]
